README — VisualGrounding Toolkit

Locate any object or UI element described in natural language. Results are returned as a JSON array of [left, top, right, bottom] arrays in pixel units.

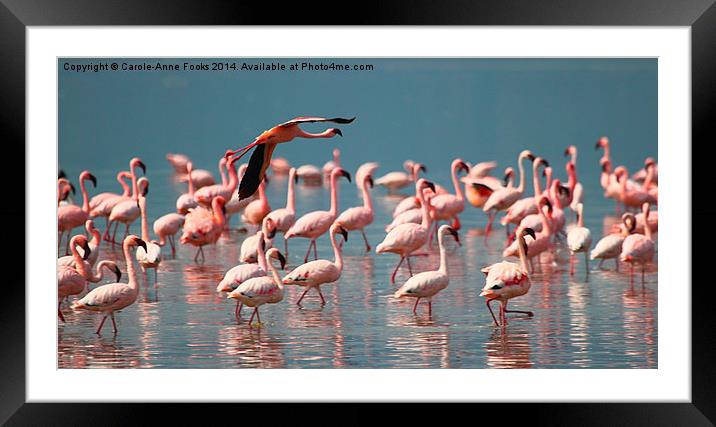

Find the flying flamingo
[[285, 168, 351, 263], [104, 158, 146, 242], [566, 203, 593, 276], [620, 202, 656, 283], [88, 171, 131, 229], [322, 148, 341, 176], [336, 173, 375, 252], [228, 248, 287, 326], [282, 223, 348, 306], [108, 177, 148, 245], [180, 196, 228, 263], [225, 116, 355, 200], [136, 180, 162, 283], [166, 153, 190, 174], [480, 150, 535, 235], [72, 235, 147, 334], [176, 161, 199, 215], [153, 212, 185, 257], [263, 167, 298, 255], [219, 231, 286, 317], [58, 170, 97, 255], [591, 212, 636, 270], [58, 220, 102, 268], [57, 235, 91, 321], [480, 227, 536, 327], [240, 217, 276, 263], [194, 156, 239, 206], [393, 225, 460, 315], [376, 162, 426, 195], [376, 179, 436, 284]]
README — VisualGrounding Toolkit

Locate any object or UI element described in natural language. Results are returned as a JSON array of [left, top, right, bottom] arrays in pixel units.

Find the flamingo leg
[[235, 301, 243, 318], [486, 297, 499, 326], [390, 256, 405, 284], [406, 256, 413, 276], [361, 229, 371, 252], [96, 315, 107, 334], [641, 263, 646, 284], [303, 241, 312, 264], [485, 211, 495, 235], [504, 308, 534, 317], [111, 313, 118, 334], [412, 297, 421, 314], [248, 308, 256, 325], [428, 300, 432, 316], [255, 308, 261, 325], [64, 229, 72, 255], [569, 254, 575, 276], [317, 286, 326, 305], [296, 289, 309, 305], [58, 303, 65, 323], [584, 251, 590, 276], [123, 223, 130, 242], [111, 221, 119, 244], [597, 258, 604, 269], [313, 240, 318, 260], [103, 220, 112, 242], [500, 303, 506, 326], [284, 238, 289, 258], [614, 258, 619, 272]]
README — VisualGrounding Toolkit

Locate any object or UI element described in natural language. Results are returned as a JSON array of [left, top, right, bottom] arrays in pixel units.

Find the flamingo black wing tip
[[331, 117, 355, 124]]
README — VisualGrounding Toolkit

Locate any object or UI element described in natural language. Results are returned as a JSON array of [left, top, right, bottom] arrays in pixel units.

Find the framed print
[[3, 0, 713, 424]]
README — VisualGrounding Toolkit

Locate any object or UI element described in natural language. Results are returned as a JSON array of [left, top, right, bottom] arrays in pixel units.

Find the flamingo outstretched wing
[[278, 117, 355, 127], [238, 143, 275, 200]]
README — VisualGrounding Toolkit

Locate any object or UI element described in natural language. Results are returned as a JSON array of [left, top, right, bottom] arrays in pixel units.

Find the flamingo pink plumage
[[375, 162, 425, 194], [72, 235, 147, 334], [428, 159, 470, 233], [591, 212, 636, 270], [89, 171, 132, 229], [322, 148, 341, 176], [482, 150, 535, 234], [620, 202, 656, 283], [135, 181, 162, 282], [393, 225, 460, 315], [228, 248, 287, 326], [176, 161, 199, 215], [153, 213, 185, 257], [57, 235, 91, 321], [566, 202, 593, 276], [180, 196, 228, 263], [108, 177, 147, 245], [194, 156, 240, 206], [58, 220, 101, 268], [58, 171, 97, 255], [282, 223, 348, 306], [241, 178, 271, 227], [336, 173, 375, 252], [263, 167, 298, 255], [166, 153, 190, 174], [104, 158, 146, 243], [285, 167, 351, 263], [240, 217, 276, 264]]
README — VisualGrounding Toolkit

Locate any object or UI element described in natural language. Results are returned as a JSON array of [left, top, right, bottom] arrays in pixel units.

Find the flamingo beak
[[447, 227, 461, 245], [333, 128, 343, 137], [595, 141, 602, 150], [81, 241, 91, 260], [142, 182, 149, 196], [88, 173, 97, 187], [277, 252, 287, 270], [367, 176, 374, 188], [419, 164, 427, 173], [423, 180, 436, 192], [267, 225, 277, 239], [114, 265, 122, 281], [134, 237, 148, 252], [338, 226, 348, 243], [542, 159, 550, 168], [137, 161, 146, 174], [294, 173, 299, 184], [526, 153, 536, 161], [340, 170, 352, 183], [563, 148, 570, 157], [458, 161, 470, 173], [58, 169, 67, 179], [221, 205, 227, 216], [69, 183, 76, 195], [523, 227, 537, 241]]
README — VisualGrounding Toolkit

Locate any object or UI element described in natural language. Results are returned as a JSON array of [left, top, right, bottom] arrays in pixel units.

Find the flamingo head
[[503, 167, 515, 186], [417, 179, 436, 193], [130, 158, 146, 174], [621, 213, 637, 234], [454, 159, 470, 175], [595, 137, 609, 150], [129, 235, 147, 252], [443, 225, 460, 246], [332, 168, 351, 183], [263, 218, 277, 239], [365, 175, 374, 188], [267, 248, 286, 270], [644, 157, 656, 169], [74, 235, 92, 260], [330, 128, 343, 137], [520, 150, 536, 162], [564, 145, 577, 157], [333, 224, 349, 243], [80, 171, 97, 187]]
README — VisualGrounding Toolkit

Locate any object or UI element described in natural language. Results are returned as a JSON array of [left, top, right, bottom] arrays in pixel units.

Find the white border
[[28, 27, 690, 402]]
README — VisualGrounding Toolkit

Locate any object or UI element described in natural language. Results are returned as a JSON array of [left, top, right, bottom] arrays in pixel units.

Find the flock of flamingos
[[57, 117, 658, 335]]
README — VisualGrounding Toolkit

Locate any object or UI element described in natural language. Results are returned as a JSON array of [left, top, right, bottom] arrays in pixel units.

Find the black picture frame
[[3, 0, 711, 424]]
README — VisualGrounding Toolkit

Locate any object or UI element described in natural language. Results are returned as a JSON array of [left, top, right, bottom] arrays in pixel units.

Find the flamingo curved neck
[[329, 173, 339, 215], [80, 177, 90, 213], [286, 172, 296, 212], [257, 236, 267, 272], [130, 164, 140, 200], [438, 232, 449, 274], [139, 197, 150, 242], [297, 128, 335, 139], [517, 235, 529, 272], [361, 179, 373, 211], [643, 207, 653, 241], [418, 189, 431, 230], [267, 257, 283, 290], [532, 163, 542, 198], [123, 241, 139, 290], [330, 230, 343, 272], [71, 242, 89, 277], [450, 162, 464, 201], [118, 173, 131, 197], [540, 207, 552, 235], [219, 160, 227, 186], [226, 160, 239, 191], [516, 154, 527, 193]]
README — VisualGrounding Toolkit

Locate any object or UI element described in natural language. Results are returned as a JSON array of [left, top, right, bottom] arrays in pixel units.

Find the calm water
[[57, 165, 657, 369]]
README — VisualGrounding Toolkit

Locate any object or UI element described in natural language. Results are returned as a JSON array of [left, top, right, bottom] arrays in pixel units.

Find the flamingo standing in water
[[176, 161, 199, 215], [180, 196, 228, 263], [336, 173, 375, 252], [503, 196, 554, 272], [393, 225, 460, 315], [282, 223, 348, 306], [376, 162, 425, 195], [228, 248, 287, 326], [72, 235, 147, 334], [462, 167, 514, 209], [386, 187, 436, 232], [58, 170, 97, 255], [89, 170, 131, 230], [480, 150, 535, 235], [225, 116, 355, 200], [240, 217, 276, 263], [179, 164, 215, 190], [564, 146, 584, 216], [591, 212, 636, 270], [241, 178, 271, 228], [620, 202, 656, 283], [614, 166, 657, 210], [392, 163, 432, 218], [166, 153, 190, 174], [376, 179, 436, 284], [322, 148, 341, 176], [105, 158, 146, 243], [355, 162, 379, 191], [135, 180, 162, 283], [501, 157, 548, 231], [57, 235, 91, 321], [480, 227, 536, 327], [108, 177, 148, 245], [58, 220, 102, 268], [153, 212, 185, 257], [285, 168, 351, 263], [566, 203, 592, 276], [263, 167, 298, 255], [194, 156, 240, 206], [428, 159, 470, 234]]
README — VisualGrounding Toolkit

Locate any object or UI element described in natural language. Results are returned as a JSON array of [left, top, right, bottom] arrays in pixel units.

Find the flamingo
[[58, 170, 97, 255], [462, 167, 514, 209], [166, 153, 190, 174], [270, 157, 291, 175], [480, 227, 536, 327], [392, 164, 432, 219], [322, 148, 341, 176], [241, 177, 271, 228], [194, 156, 240, 206], [480, 150, 535, 235], [428, 159, 470, 231], [88, 171, 131, 230], [620, 202, 656, 283], [375, 162, 425, 194], [57, 235, 91, 321], [228, 248, 287, 326], [240, 217, 276, 264], [504, 196, 554, 272], [263, 167, 298, 255], [393, 225, 460, 315], [58, 220, 101, 268], [355, 162, 379, 191], [136, 180, 162, 283], [282, 223, 348, 306], [336, 173, 375, 252], [153, 213, 185, 257], [108, 177, 148, 245], [501, 157, 548, 230], [376, 179, 436, 284], [180, 196, 228, 263], [179, 165, 215, 190], [566, 203, 593, 276], [564, 146, 585, 215], [591, 213, 636, 270], [614, 166, 657, 210], [104, 158, 146, 243], [632, 157, 658, 184], [225, 116, 355, 200], [285, 168, 351, 263], [296, 164, 323, 185], [385, 187, 436, 232], [176, 161, 199, 214], [72, 235, 148, 334], [57, 178, 75, 207], [225, 163, 256, 228]]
